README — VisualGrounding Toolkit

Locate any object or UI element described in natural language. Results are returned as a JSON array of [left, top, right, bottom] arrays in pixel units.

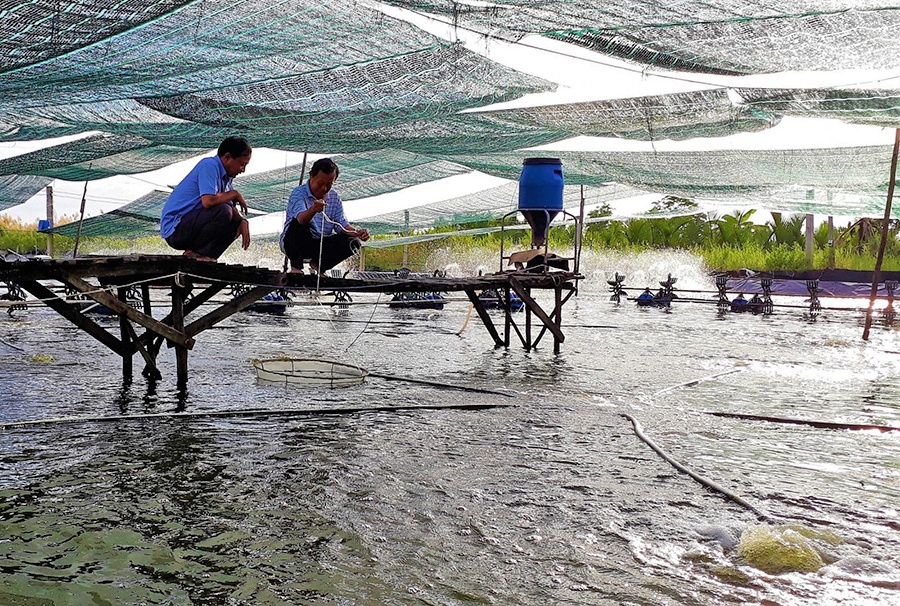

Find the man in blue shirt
[[160, 137, 252, 261], [280, 158, 369, 273]]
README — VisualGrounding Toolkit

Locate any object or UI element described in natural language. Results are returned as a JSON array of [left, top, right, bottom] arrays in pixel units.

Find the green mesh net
[[361, 182, 641, 235], [0, 133, 205, 180], [3, 1, 900, 230], [46, 190, 167, 238], [476, 89, 778, 141], [240, 150, 471, 212], [385, 1, 900, 74], [0, 175, 53, 212]]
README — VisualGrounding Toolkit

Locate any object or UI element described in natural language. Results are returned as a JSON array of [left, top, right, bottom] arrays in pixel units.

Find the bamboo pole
[[863, 128, 900, 340], [45, 185, 54, 257], [72, 179, 89, 257]]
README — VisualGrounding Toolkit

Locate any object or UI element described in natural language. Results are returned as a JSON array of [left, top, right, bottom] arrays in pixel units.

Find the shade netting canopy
[[4, 0, 900, 233]]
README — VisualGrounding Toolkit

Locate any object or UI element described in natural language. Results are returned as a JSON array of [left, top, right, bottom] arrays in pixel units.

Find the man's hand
[[310, 198, 326, 214], [232, 191, 248, 214], [238, 218, 250, 250], [347, 227, 370, 241]]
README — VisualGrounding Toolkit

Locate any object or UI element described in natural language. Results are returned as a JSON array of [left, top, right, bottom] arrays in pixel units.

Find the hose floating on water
[[0, 402, 514, 431], [621, 413, 774, 522], [706, 411, 900, 432], [652, 368, 743, 397], [367, 371, 516, 398]]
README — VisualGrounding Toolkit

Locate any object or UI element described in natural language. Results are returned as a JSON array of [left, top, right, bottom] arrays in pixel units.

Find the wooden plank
[[172, 284, 188, 388], [533, 289, 575, 348], [118, 287, 132, 380], [503, 286, 511, 347], [184, 286, 275, 338], [464, 289, 504, 347], [508, 276, 565, 344], [60, 271, 195, 350], [554, 285, 562, 355], [131, 282, 226, 354], [121, 318, 160, 380], [506, 307, 528, 348], [15, 279, 125, 355]]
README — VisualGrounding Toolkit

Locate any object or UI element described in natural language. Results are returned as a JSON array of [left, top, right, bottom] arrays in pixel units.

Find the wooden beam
[[464, 289, 504, 347], [508, 276, 565, 344], [184, 286, 275, 338], [533, 289, 576, 348], [554, 285, 562, 355], [118, 287, 132, 381], [172, 283, 188, 388], [132, 282, 226, 354], [121, 318, 160, 380], [60, 271, 195, 349], [864, 127, 900, 340], [15, 279, 125, 355]]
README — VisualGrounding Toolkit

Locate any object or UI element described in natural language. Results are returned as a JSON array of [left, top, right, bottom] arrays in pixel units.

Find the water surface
[[1, 255, 899, 605]]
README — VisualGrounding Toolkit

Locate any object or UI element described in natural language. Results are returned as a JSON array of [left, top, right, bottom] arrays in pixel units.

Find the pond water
[[1, 250, 899, 605]]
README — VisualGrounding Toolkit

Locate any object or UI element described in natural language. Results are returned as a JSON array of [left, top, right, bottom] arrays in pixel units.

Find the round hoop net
[[251, 358, 367, 387]]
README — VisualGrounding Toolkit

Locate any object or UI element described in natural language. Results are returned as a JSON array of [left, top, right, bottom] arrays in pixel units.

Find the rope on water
[[343, 292, 381, 351], [457, 304, 474, 334], [653, 368, 743, 397], [621, 413, 774, 522], [706, 411, 900, 432], [9, 272, 181, 304], [367, 371, 517, 398], [0, 402, 515, 430]]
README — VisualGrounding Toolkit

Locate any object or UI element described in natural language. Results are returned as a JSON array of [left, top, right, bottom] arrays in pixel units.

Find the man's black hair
[[310, 157, 339, 178], [217, 136, 252, 158]]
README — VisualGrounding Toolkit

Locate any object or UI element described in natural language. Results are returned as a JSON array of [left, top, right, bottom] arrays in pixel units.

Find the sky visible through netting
[[3, 1, 900, 235]]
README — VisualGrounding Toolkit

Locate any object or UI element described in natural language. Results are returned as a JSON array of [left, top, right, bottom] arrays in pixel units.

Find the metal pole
[[863, 128, 900, 340], [72, 179, 89, 257], [827, 215, 835, 269], [805, 213, 814, 265], [298, 152, 308, 185], [284, 152, 309, 272], [45, 185, 54, 257]]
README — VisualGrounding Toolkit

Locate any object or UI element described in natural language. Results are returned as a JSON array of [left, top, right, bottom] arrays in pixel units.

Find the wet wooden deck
[[1, 255, 582, 386]]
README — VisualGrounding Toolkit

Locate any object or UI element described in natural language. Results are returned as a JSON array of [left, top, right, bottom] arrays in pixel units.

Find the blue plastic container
[[518, 158, 563, 210]]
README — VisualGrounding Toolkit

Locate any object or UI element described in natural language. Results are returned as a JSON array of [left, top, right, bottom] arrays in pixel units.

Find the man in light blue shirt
[[280, 158, 369, 273], [161, 136, 252, 261]]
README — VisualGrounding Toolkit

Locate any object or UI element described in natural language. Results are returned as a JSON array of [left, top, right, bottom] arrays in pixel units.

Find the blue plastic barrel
[[518, 158, 563, 210]]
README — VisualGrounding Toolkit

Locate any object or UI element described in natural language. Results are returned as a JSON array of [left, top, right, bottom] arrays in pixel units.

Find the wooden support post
[[827, 216, 835, 270], [554, 285, 563, 355], [464, 289, 504, 347], [141, 284, 151, 315], [505, 308, 527, 349], [805, 213, 814, 265], [864, 128, 900, 340], [171, 281, 188, 388], [45, 186, 54, 258], [133, 283, 225, 353], [118, 287, 132, 382], [508, 276, 565, 345], [15, 279, 125, 354], [532, 289, 575, 349], [60, 272, 194, 349], [503, 286, 511, 347], [125, 321, 161, 380], [525, 286, 532, 350], [184, 285, 275, 338]]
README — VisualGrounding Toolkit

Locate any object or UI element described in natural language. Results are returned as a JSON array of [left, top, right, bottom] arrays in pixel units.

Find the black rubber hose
[[622, 413, 774, 522]]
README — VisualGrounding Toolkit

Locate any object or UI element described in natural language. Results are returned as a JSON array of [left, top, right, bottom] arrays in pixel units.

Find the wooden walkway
[[1, 255, 581, 387]]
